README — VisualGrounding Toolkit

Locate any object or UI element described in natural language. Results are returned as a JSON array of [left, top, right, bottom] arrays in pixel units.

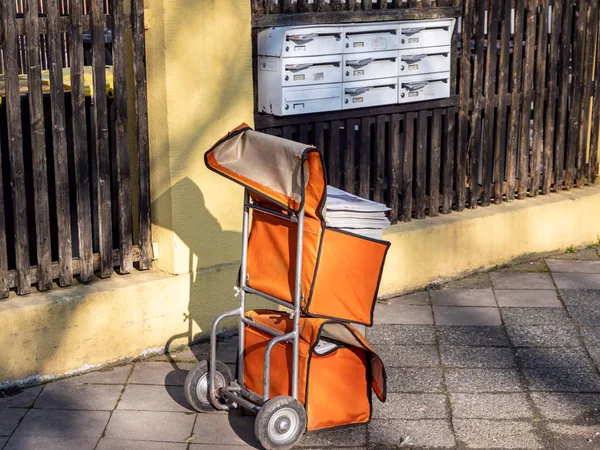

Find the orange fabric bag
[[205, 125, 390, 326], [243, 310, 387, 431]]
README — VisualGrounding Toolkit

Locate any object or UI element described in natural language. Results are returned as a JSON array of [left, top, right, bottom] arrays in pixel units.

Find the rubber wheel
[[184, 359, 233, 412], [254, 396, 307, 450]]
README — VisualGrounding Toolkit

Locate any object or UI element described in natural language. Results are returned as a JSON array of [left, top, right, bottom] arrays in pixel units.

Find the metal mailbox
[[258, 26, 344, 58], [343, 24, 399, 54], [399, 45, 451, 76], [343, 50, 399, 82], [258, 55, 343, 89], [343, 77, 398, 109], [398, 72, 451, 104], [259, 83, 342, 116], [398, 20, 454, 49]]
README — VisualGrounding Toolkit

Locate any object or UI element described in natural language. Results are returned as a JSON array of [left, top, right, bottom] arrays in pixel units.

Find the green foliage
[[566, 245, 577, 253]]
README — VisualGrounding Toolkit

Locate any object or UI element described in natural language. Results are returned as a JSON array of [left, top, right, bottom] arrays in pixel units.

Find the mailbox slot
[[399, 46, 451, 76], [258, 26, 344, 57], [281, 84, 342, 115], [343, 77, 398, 109], [343, 50, 399, 82], [398, 21, 454, 49], [398, 72, 451, 103], [281, 55, 343, 86], [343, 25, 399, 53]]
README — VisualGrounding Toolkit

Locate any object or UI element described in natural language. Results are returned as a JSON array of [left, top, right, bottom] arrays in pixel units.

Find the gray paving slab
[[57, 365, 132, 385], [128, 362, 194, 386], [530, 392, 600, 420], [365, 325, 437, 345], [560, 289, 600, 306], [433, 306, 502, 326], [522, 367, 600, 392], [444, 272, 492, 289], [368, 419, 456, 448], [105, 410, 195, 442], [490, 272, 556, 290], [553, 273, 600, 290], [372, 393, 447, 420], [444, 369, 523, 393], [545, 423, 600, 449], [34, 383, 122, 411], [515, 347, 595, 369], [440, 346, 516, 368], [494, 259, 549, 273], [588, 347, 600, 368], [193, 413, 259, 447], [550, 248, 600, 260], [567, 305, 600, 327], [506, 325, 581, 347], [501, 308, 572, 327], [547, 259, 600, 274], [190, 446, 259, 450], [453, 419, 541, 449], [297, 424, 366, 447], [383, 291, 430, 305], [450, 393, 533, 419], [0, 438, 6, 448], [0, 409, 27, 437], [580, 326, 600, 347], [495, 289, 562, 308], [373, 304, 434, 325], [0, 387, 42, 408], [97, 440, 188, 450], [163, 339, 239, 365], [387, 368, 445, 393], [374, 345, 440, 368], [437, 326, 511, 347], [117, 384, 192, 412], [3, 436, 98, 450], [12, 409, 110, 439], [430, 289, 496, 307]]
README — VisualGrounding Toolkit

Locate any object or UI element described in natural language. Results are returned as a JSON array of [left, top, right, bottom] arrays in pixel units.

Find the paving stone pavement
[[2, 250, 600, 449]]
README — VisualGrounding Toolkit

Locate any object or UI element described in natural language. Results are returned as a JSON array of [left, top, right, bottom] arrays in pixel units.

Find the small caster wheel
[[254, 396, 306, 450], [184, 359, 233, 412]]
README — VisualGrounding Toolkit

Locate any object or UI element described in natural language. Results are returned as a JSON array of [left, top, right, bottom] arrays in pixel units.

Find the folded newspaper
[[325, 186, 391, 240]]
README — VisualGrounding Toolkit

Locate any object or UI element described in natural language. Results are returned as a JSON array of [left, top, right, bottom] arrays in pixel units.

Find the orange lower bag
[[243, 310, 387, 431]]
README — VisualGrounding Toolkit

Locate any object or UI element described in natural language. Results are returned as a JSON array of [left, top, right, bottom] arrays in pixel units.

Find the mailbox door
[[343, 24, 399, 53], [398, 72, 451, 103], [398, 20, 454, 49], [282, 84, 342, 115], [399, 46, 451, 76], [343, 77, 398, 109], [343, 50, 399, 82], [283, 27, 344, 57], [282, 55, 343, 87]]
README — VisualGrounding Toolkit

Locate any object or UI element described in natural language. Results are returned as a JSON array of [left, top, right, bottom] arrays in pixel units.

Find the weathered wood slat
[[47, 0, 74, 286], [2, 0, 31, 295], [401, 112, 416, 222], [388, 114, 401, 223], [414, 111, 428, 219], [132, 0, 153, 270], [69, 0, 94, 282], [363, 0, 373, 11], [429, 109, 442, 216], [91, 0, 113, 277], [555, 0, 575, 189], [374, 115, 386, 203], [542, 0, 564, 194], [0, 133, 8, 298], [442, 107, 456, 214], [112, 0, 133, 274], [298, 123, 309, 145], [25, 0, 52, 291], [0, 15, 111, 36], [281, 0, 293, 14], [251, 6, 462, 27], [517, 0, 537, 198], [359, 117, 372, 199], [330, 0, 343, 11], [590, 8, 600, 184], [328, 120, 342, 188], [282, 125, 294, 140], [456, 0, 472, 211], [344, 119, 358, 194]]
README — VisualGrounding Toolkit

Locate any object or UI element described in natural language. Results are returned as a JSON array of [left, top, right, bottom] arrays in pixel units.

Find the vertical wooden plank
[[590, 9, 600, 184], [2, 0, 31, 295], [442, 107, 456, 214], [456, 0, 473, 211], [328, 121, 341, 188], [112, 0, 133, 274], [429, 109, 442, 217], [414, 111, 427, 219], [518, 0, 537, 198], [132, 0, 152, 269], [281, 0, 293, 13], [347, 0, 358, 11], [359, 117, 371, 199], [507, 0, 526, 200], [373, 115, 386, 203], [530, 0, 549, 195], [388, 114, 401, 223], [24, 0, 52, 291], [566, 0, 587, 188], [282, 125, 294, 140], [69, 0, 93, 282], [331, 0, 343, 11], [577, 0, 597, 185], [0, 137, 8, 298], [344, 119, 357, 194], [468, 0, 486, 208], [316, 0, 328, 12], [315, 122, 326, 153], [555, 0, 575, 189], [379, 0, 388, 9], [542, 0, 564, 194], [401, 112, 416, 222], [364, 0, 373, 11], [47, 0, 74, 286], [298, 123, 309, 144]]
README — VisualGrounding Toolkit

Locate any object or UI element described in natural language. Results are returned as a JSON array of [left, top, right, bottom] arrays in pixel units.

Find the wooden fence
[[253, 0, 600, 224], [0, 0, 152, 298]]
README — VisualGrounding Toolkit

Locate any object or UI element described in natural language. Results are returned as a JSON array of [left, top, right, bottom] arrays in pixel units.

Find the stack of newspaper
[[325, 186, 391, 240]]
